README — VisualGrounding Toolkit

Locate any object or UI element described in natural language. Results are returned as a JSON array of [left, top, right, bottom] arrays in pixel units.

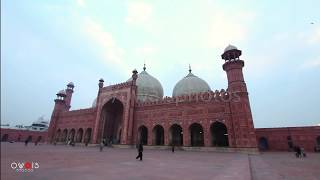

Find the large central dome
[[172, 68, 211, 97], [128, 66, 164, 102]]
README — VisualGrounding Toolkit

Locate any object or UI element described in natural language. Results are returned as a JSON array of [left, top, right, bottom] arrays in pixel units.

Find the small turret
[[65, 82, 74, 110], [132, 69, 138, 81], [99, 78, 104, 89], [221, 44, 246, 93]]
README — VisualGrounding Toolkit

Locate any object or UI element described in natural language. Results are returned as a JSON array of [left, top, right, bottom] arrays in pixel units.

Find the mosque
[[2, 45, 319, 152]]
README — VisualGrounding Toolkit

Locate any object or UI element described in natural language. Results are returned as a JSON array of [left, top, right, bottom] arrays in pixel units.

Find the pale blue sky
[[1, 0, 319, 128]]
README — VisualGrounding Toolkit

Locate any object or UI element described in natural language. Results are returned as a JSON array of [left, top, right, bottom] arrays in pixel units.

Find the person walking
[[24, 139, 29, 146], [172, 144, 175, 153], [136, 143, 143, 161], [99, 139, 104, 152]]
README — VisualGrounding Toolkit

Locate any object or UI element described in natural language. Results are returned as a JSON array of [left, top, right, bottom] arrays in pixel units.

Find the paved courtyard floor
[[1, 142, 320, 180]]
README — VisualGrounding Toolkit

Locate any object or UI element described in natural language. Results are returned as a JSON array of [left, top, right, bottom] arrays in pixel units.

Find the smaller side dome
[[224, 44, 238, 52], [57, 90, 67, 97], [172, 67, 211, 97]]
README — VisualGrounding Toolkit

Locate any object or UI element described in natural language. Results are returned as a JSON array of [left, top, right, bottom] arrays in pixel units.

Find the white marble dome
[[224, 44, 238, 52], [172, 70, 211, 97], [128, 67, 164, 102]]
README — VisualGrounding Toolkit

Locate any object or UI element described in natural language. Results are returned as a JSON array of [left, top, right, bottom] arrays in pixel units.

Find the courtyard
[[1, 143, 320, 180]]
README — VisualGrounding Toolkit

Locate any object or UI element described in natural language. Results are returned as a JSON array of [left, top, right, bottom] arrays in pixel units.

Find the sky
[[1, 0, 320, 128]]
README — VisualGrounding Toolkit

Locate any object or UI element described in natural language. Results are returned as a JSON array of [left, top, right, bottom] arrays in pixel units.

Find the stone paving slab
[[2, 143, 320, 180], [249, 152, 320, 180], [1, 143, 251, 180]]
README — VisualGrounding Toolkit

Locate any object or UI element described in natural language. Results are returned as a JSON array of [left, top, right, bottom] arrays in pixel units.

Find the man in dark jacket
[[136, 143, 143, 161]]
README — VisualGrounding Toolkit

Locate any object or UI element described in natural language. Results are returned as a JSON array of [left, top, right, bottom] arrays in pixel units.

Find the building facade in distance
[[2, 45, 319, 152], [47, 45, 257, 151]]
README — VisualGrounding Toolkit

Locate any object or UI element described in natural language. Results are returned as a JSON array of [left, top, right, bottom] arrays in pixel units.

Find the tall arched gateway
[[101, 98, 123, 144]]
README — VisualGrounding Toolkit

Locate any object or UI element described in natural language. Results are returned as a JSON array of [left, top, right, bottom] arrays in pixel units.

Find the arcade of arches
[[55, 128, 92, 143], [137, 121, 229, 147]]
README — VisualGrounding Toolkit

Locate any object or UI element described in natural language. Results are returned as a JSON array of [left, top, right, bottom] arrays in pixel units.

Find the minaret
[[65, 82, 74, 110], [92, 78, 105, 144], [221, 45, 257, 149], [221, 45, 246, 93], [48, 90, 67, 143]]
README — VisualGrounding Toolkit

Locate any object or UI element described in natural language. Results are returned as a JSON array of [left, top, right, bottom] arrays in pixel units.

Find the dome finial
[[143, 61, 146, 71], [189, 64, 192, 73]]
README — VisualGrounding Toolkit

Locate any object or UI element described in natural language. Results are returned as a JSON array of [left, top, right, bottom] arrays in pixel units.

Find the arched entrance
[[152, 125, 164, 145], [189, 123, 204, 146], [1, 134, 9, 142], [137, 125, 148, 145], [56, 129, 61, 142], [317, 136, 320, 146], [169, 124, 183, 146], [69, 129, 75, 142], [76, 128, 84, 143], [258, 137, 269, 151], [84, 128, 92, 144], [101, 98, 123, 144], [210, 122, 229, 147], [62, 129, 68, 142]]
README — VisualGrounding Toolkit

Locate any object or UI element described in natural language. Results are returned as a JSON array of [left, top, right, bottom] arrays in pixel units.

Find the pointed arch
[[169, 124, 183, 146], [76, 128, 84, 143], [137, 125, 148, 145], [210, 121, 229, 147], [152, 125, 164, 145], [189, 123, 204, 146]]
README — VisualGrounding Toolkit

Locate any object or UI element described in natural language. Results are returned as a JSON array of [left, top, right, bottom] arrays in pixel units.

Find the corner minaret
[[221, 45, 257, 149], [221, 45, 246, 93], [65, 82, 74, 110], [48, 90, 67, 143]]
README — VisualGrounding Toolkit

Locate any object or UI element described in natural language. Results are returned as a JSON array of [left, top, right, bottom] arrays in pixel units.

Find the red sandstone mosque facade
[[2, 45, 319, 152]]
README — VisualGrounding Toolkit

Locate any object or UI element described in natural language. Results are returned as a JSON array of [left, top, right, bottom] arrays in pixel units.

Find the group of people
[[294, 146, 307, 158]]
